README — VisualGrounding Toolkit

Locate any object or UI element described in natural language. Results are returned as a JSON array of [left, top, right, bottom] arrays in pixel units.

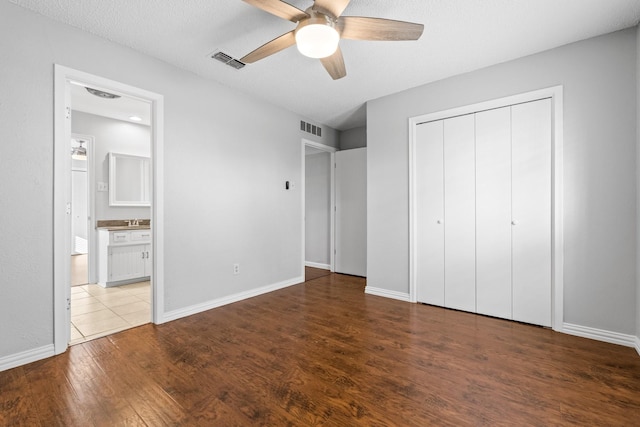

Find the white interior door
[[335, 148, 367, 276], [511, 99, 552, 326], [415, 121, 445, 306], [443, 115, 476, 312], [475, 106, 512, 319]]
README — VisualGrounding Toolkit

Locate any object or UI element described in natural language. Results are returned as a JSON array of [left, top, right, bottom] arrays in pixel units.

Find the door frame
[[71, 133, 96, 284], [301, 139, 337, 276], [408, 86, 564, 331], [54, 65, 165, 355]]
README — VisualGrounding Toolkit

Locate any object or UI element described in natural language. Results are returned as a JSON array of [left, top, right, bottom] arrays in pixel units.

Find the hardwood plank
[[1, 273, 639, 425]]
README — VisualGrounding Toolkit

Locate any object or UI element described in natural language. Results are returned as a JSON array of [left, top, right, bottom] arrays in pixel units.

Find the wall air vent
[[211, 51, 245, 70], [300, 120, 322, 137]]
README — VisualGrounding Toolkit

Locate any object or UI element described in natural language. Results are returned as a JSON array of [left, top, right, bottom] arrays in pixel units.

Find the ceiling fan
[[240, 0, 424, 80]]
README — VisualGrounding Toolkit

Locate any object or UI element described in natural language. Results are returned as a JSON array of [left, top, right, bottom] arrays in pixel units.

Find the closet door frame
[[408, 86, 564, 332]]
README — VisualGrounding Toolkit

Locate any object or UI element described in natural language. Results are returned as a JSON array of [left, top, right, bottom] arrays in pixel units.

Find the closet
[[415, 98, 551, 327]]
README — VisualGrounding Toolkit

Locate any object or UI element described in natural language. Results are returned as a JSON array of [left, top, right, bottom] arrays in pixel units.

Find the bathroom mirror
[[109, 152, 150, 206]]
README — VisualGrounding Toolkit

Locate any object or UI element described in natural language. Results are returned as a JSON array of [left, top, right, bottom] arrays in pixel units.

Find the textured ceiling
[[11, 0, 640, 130]]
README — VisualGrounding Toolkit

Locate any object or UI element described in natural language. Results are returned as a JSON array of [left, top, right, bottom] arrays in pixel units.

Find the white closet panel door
[[511, 99, 552, 327], [475, 106, 513, 319], [443, 115, 476, 312], [415, 121, 445, 306], [335, 148, 367, 277]]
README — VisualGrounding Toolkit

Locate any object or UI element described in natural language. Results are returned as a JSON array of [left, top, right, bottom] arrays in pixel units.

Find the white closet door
[[415, 121, 444, 306], [475, 106, 513, 319], [511, 99, 552, 326], [335, 148, 367, 277], [443, 115, 476, 312]]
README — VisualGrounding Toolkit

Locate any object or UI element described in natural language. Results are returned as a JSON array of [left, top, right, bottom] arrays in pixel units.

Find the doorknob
[[511, 220, 519, 226], [436, 220, 442, 224]]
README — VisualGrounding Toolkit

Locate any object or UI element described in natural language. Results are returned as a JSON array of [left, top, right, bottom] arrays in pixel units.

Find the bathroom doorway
[[54, 65, 165, 354]]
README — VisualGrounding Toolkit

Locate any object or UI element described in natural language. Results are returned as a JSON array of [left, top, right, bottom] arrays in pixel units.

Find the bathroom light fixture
[[86, 87, 121, 99], [294, 12, 339, 59], [71, 140, 87, 160], [129, 116, 142, 122]]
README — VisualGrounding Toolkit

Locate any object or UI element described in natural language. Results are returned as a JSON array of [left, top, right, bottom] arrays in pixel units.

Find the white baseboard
[[364, 286, 410, 302], [635, 336, 640, 356], [0, 344, 55, 372], [305, 261, 330, 270], [562, 323, 637, 348], [162, 276, 304, 323]]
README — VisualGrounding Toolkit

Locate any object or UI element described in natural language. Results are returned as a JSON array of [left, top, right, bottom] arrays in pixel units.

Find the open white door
[[335, 148, 366, 276]]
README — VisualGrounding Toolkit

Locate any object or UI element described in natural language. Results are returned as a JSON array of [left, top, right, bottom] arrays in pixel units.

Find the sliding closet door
[[415, 121, 445, 306], [511, 99, 552, 327], [443, 115, 476, 312], [475, 106, 512, 319]]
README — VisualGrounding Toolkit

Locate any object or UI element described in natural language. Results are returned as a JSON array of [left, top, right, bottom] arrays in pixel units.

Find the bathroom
[[69, 83, 152, 344]]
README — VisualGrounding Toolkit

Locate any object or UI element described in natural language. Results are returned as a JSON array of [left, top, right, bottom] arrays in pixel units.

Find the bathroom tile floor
[[70, 281, 151, 345]]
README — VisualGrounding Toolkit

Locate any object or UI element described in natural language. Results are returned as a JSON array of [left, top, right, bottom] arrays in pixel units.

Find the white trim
[[301, 139, 337, 278], [408, 86, 564, 331], [562, 323, 637, 348], [0, 345, 55, 372], [54, 65, 165, 357], [635, 337, 640, 356], [162, 276, 303, 323], [305, 261, 331, 270], [365, 286, 411, 302]]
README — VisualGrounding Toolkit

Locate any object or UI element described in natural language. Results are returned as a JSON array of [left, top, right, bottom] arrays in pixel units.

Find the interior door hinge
[[65, 107, 71, 119], [66, 203, 71, 215], [66, 297, 71, 311]]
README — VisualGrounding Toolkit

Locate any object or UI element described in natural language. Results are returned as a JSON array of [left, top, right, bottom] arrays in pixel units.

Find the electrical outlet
[[233, 263, 240, 275]]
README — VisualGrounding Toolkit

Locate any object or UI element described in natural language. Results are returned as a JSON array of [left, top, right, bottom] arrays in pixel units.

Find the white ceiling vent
[[211, 51, 245, 70]]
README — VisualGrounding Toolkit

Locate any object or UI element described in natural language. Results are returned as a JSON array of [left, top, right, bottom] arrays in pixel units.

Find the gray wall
[[0, 2, 337, 359], [72, 111, 151, 221], [339, 126, 367, 150], [368, 28, 637, 335], [305, 152, 331, 266]]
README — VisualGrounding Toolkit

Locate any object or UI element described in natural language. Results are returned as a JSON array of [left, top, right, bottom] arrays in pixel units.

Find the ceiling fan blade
[[241, 30, 296, 63], [242, 0, 308, 22], [313, 0, 351, 18], [320, 46, 346, 80], [338, 16, 424, 41]]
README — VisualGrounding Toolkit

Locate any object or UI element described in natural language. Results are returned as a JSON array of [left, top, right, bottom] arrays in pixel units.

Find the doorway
[[70, 134, 94, 287], [54, 66, 165, 354], [302, 139, 336, 279]]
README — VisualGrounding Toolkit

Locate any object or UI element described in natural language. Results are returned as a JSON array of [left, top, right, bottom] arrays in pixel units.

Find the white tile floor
[[70, 281, 151, 345]]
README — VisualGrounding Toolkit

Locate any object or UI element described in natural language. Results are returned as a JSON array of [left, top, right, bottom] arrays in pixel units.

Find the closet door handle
[[142, 252, 145, 259]]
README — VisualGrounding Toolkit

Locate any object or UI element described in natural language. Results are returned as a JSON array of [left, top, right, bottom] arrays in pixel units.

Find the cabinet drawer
[[131, 230, 151, 241], [112, 232, 129, 243]]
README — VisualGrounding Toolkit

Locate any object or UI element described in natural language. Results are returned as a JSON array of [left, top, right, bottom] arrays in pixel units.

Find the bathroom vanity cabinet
[[97, 228, 151, 287]]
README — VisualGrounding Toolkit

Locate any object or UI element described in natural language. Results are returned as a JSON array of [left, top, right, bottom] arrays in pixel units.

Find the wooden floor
[[2, 271, 640, 426]]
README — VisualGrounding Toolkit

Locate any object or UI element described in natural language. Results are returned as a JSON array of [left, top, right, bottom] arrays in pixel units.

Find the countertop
[[96, 219, 151, 231]]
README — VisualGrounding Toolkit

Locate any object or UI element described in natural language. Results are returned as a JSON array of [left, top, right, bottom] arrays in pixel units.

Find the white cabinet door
[[143, 244, 152, 277], [511, 99, 552, 327], [415, 120, 445, 306], [335, 148, 367, 277], [475, 106, 513, 319], [109, 244, 146, 282], [443, 115, 476, 312]]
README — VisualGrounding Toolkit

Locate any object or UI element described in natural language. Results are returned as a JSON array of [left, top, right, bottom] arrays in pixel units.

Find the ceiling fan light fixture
[[295, 14, 339, 59], [71, 140, 87, 160]]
